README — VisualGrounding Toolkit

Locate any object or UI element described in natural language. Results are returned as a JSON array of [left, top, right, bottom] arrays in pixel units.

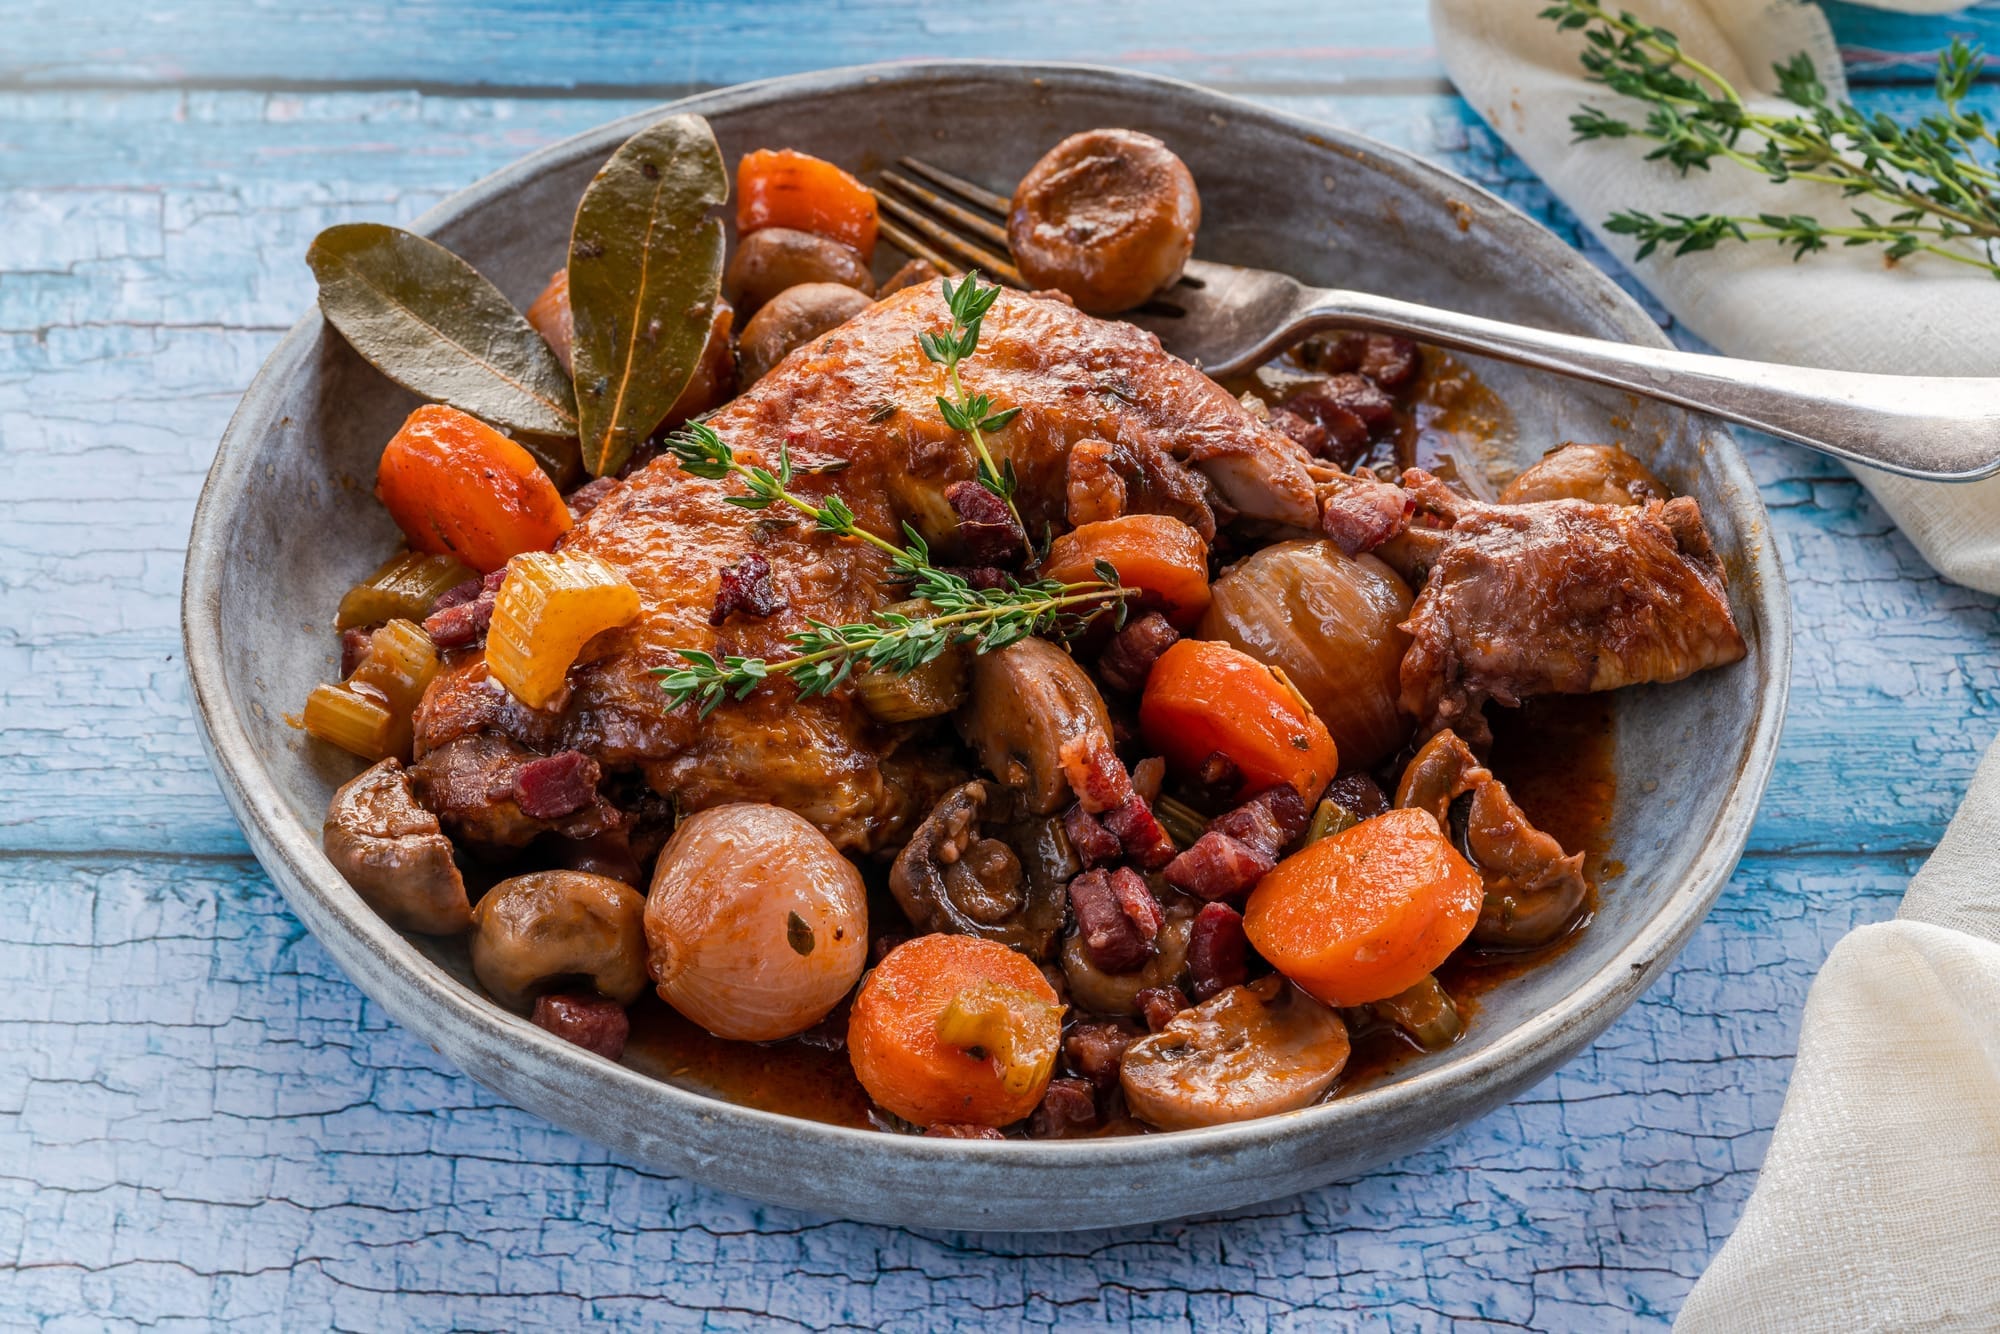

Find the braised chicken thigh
[[1392, 469, 1746, 744], [413, 284, 1320, 853]]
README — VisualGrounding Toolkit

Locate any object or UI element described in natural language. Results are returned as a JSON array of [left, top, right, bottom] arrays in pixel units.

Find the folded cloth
[[1677, 738, 2000, 1332], [1430, 0, 2000, 594], [1429, 3, 2000, 1328]]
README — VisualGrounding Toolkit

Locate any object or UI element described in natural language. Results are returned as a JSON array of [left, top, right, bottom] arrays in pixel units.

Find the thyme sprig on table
[[920, 271, 1027, 532], [1541, 0, 2000, 276], [653, 421, 1133, 718]]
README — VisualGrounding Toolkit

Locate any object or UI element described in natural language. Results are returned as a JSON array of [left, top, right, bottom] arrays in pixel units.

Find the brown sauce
[[1337, 693, 1618, 1096], [621, 998, 874, 1128], [616, 699, 1619, 1126], [1392, 349, 1516, 494], [613, 345, 1613, 1133]]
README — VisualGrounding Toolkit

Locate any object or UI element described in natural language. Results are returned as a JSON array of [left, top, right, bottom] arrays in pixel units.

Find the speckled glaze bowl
[[183, 62, 1790, 1230]]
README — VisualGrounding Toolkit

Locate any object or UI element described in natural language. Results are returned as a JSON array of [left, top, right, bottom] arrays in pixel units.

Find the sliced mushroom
[[889, 780, 1073, 961], [1498, 443, 1666, 508], [1119, 974, 1350, 1130], [322, 758, 471, 935], [736, 282, 873, 385], [469, 870, 648, 1013], [1394, 729, 1588, 949], [1062, 913, 1193, 1018], [955, 637, 1115, 816], [723, 227, 874, 316], [1008, 128, 1200, 315]]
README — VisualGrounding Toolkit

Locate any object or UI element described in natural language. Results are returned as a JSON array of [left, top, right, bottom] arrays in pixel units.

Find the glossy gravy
[[620, 696, 1618, 1129], [623, 350, 1617, 1132]]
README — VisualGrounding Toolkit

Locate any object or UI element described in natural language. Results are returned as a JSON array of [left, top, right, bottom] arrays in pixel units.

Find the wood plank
[[4, 1, 1445, 93], [0, 849, 1908, 1328], [1826, 0, 2000, 83], [5, 2, 1991, 96], [5, 88, 1994, 856]]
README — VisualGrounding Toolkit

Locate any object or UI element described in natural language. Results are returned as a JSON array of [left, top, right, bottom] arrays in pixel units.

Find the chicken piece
[[412, 285, 1317, 853], [1394, 470, 1746, 744]]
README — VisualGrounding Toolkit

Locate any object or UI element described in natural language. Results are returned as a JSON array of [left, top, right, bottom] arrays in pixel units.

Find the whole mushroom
[[1119, 974, 1351, 1130], [955, 637, 1116, 816], [322, 758, 471, 935], [1008, 128, 1200, 315], [468, 871, 649, 1013]]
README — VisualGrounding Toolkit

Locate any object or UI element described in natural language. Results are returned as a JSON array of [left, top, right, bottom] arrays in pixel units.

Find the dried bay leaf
[[569, 114, 728, 477], [307, 223, 579, 439]]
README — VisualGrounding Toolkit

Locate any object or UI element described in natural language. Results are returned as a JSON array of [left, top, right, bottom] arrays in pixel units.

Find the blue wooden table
[[5, 3, 1998, 1327]]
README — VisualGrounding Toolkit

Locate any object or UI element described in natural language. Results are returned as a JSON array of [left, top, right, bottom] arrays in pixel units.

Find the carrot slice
[[524, 268, 573, 373], [1138, 638, 1339, 799], [737, 149, 878, 262], [848, 935, 1062, 1128], [1041, 514, 1211, 628], [1244, 808, 1483, 1006], [373, 404, 572, 574]]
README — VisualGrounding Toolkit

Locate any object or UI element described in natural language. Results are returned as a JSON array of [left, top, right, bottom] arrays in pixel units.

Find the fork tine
[[898, 157, 1013, 217], [871, 189, 1025, 287], [880, 169, 1011, 249], [875, 217, 957, 276]]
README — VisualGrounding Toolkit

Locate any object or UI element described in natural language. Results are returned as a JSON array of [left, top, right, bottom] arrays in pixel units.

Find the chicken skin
[[413, 284, 1320, 853], [1392, 469, 1747, 743]]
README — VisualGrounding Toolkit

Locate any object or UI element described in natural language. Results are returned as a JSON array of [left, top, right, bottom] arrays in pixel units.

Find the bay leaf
[[568, 114, 728, 477], [307, 222, 578, 439]]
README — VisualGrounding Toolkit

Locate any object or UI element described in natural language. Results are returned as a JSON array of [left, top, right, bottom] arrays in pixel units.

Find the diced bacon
[[1097, 611, 1178, 695], [1063, 804, 1123, 870], [945, 479, 1026, 566], [512, 750, 601, 820], [1187, 903, 1250, 1001], [1135, 984, 1189, 1032], [530, 992, 629, 1059], [709, 551, 785, 625], [1028, 1078, 1099, 1138], [1320, 477, 1415, 556], [1101, 795, 1176, 871], [1059, 731, 1132, 814], [1069, 867, 1161, 972], [1164, 830, 1275, 901]]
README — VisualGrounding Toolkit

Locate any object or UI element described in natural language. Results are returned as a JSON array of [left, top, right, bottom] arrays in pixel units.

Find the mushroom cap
[[469, 870, 648, 1013]]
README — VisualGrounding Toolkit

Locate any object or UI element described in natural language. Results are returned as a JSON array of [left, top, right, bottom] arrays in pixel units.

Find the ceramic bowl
[[183, 61, 1790, 1230]]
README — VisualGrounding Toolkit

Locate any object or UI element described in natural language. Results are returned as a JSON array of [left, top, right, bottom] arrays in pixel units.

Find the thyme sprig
[[653, 421, 1133, 717], [1542, 0, 2000, 276], [920, 271, 1027, 532]]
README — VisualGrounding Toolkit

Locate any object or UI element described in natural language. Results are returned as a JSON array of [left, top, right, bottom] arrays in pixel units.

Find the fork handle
[[1285, 288, 2000, 483]]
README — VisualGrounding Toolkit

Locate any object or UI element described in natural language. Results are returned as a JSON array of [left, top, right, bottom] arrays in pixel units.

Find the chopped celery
[[1153, 795, 1209, 849], [335, 550, 474, 629], [1305, 798, 1360, 846], [486, 551, 640, 708], [1371, 974, 1463, 1052], [300, 682, 395, 760]]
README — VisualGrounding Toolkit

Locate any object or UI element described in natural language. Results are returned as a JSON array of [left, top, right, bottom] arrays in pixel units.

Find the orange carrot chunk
[[1244, 808, 1483, 1007], [524, 268, 574, 374], [1138, 638, 1339, 800], [1041, 514, 1211, 628], [737, 149, 878, 263], [374, 404, 572, 574], [848, 935, 1063, 1128]]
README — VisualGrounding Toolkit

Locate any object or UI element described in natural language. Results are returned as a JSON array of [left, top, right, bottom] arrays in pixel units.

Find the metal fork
[[874, 157, 2000, 484]]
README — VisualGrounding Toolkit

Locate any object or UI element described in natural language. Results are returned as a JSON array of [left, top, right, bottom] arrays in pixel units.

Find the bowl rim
[[182, 58, 1792, 1178]]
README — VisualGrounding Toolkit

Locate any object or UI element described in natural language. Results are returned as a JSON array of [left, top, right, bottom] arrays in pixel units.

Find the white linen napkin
[[1428, 2, 2000, 1327], [1430, 0, 2000, 594], [1680, 751, 2000, 1332]]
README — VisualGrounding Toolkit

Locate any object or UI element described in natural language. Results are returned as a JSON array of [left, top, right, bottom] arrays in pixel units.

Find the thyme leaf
[[653, 422, 1134, 716], [1542, 0, 2000, 277]]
